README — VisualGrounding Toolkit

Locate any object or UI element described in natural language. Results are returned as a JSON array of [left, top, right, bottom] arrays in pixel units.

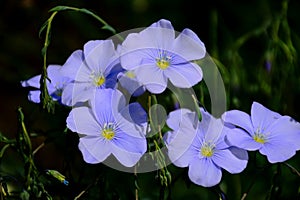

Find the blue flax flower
[[60, 40, 123, 106], [21, 65, 71, 104], [119, 19, 206, 94], [222, 101, 300, 163], [165, 108, 248, 187], [66, 89, 147, 167]]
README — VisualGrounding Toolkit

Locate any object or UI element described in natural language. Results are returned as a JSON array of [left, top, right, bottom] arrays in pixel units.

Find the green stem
[[191, 94, 202, 121], [17, 107, 35, 189], [40, 11, 57, 113]]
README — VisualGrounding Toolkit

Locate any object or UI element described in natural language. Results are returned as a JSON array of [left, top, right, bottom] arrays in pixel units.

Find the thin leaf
[[39, 19, 50, 38], [78, 8, 93, 15], [0, 144, 10, 158], [101, 24, 116, 33], [49, 6, 70, 12]]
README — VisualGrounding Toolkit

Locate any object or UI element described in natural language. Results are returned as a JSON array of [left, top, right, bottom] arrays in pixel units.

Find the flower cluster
[[21, 19, 300, 187]]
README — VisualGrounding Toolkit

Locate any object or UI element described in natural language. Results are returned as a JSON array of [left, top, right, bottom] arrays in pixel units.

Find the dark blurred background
[[0, 0, 300, 199]]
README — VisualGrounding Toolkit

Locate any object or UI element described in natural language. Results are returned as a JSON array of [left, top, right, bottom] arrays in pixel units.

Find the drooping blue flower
[[66, 89, 147, 167], [165, 108, 248, 187], [60, 40, 124, 106], [222, 101, 300, 163], [21, 65, 71, 104], [119, 19, 206, 94]]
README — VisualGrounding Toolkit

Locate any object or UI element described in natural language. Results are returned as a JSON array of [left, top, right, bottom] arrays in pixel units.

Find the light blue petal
[[66, 106, 100, 136], [47, 65, 62, 84], [60, 50, 84, 80], [226, 128, 262, 150], [46, 83, 56, 96], [265, 116, 300, 149], [192, 129, 205, 149], [90, 89, 114, 125], [213, 128, 230, 150], [61, 83, 74, 106], [202, 116, 225, 144], [83, 40, 116, 73], [150, 19, 174, 30], [103, 56, 123, 79], [166, 108, 194, 131], [79, 137, 112, 164], [60, 50, 91, 83], [91, 89, 126, 126], [74, 61, 95, 83], [61, 82, 94, 106], [228, 146, 249, 160], [116, 106, 147, 138], [119, 102, 147, 126], [188, 158, 222, 187], [119, 35, 152, 70], [165, 62, 202, 88], [170, 142, 198, 168], [259, 139, 297, 163], [132, 86, 146, 97], [120, 20, 175, 70], [163, 131, 174, 146], [166, 114, 198, 167], [139, 20, 175, 50], [102, 63, 123, 90], [103, 76, 118, 90], [111, 139, 146, 167], [111, 89, 127, 112], [135, 64, 167, 94], [222, 110, 254, 135], [28, 90, 41, 103], [197, 108, 213, 133], [113, 131, 147, 154], [251, 101, 281, 131], [212, 148, 248, 174], [172, 28, 206, 61], [21, 74, 41, 88], [118, 72, 145, 96], [197, 108, 226, 145]]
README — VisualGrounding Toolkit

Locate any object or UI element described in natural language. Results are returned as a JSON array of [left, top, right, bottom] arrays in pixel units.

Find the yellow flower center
[[200, 142, 215, 157], [156, 51, 171, 70], [125, 71, 136, 79], [253, 133, 266, 144], [156, 59, 170, 69], [101, 123, 115, 140], [94, 75, 106, 87], [102, 129, 115, 140]]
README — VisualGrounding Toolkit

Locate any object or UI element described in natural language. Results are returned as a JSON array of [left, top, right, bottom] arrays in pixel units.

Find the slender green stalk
[[40, 12, 57, 113], [17, 107, 34, 189]]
